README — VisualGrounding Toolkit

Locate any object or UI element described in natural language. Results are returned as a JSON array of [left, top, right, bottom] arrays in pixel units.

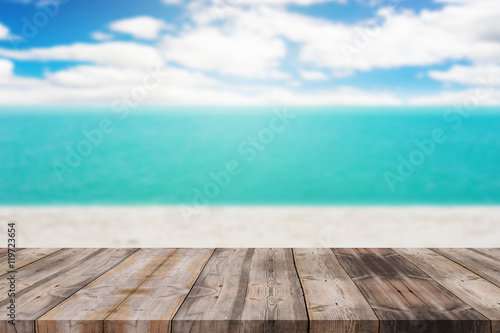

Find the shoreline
[[1, 205, 499, 247]]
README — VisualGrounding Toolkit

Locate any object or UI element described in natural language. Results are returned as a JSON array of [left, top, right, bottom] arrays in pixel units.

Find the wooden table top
[[1, 248, 499, 332]]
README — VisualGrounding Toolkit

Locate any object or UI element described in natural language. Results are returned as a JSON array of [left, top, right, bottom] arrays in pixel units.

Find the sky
[[0, 0, 499, 105]]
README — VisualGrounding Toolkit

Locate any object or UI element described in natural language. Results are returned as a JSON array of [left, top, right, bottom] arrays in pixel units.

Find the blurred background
[[0, 0, 499, 247]]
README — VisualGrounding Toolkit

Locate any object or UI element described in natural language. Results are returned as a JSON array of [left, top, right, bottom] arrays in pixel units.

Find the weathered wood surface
[[37, 248, 176, 333], [0, 248, 498, 332], [0, 248, 137, 333], [293, 248, 378, 333], [173, 248, 308, 332], [433, 248, 500, 287], [0, 247, 19, 263], [396, 248, 500, 333], [107, 248, 213, 332], [333, 248, 490, 333], [471, 248, 500, 258], [0, 248, 60, 276]]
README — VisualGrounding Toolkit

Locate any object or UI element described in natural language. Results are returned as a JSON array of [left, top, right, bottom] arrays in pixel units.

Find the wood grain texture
[[0, 248, 499, 332], [240, 248, 308, 332], [36, 248, 176, 333], [1, 249, 93, 332], [396, 248, 500, 333], [172, 248, 253, 333], [105, 248, 213, 333], [0, 248, 19, 263], [0, 248, 60, 276], [432, 248, 500, 287], [293, 248, 378, 333], [0, 248, 137, 333], [0, 248, 100, 300], [173, 248, 308, 333], [470, 248, 500, 260], [333, 248, 490, 333]]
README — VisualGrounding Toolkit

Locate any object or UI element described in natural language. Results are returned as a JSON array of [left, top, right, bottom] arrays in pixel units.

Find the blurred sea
[[1, 106, 499, 205]]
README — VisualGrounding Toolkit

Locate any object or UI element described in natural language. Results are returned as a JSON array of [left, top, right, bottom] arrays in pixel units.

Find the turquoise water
[[1, 106, 500, 205]]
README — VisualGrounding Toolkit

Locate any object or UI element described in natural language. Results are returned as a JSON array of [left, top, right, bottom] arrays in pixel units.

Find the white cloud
[[354, 0, 386, 6], [0, 42, 164, 68], [252, 86, 401, 105], [0, 61, 401, 105], [160, 27, 288, 79], [91, 31, 114, 41], [46, 65, 147, 87], [0, 22, 11, 40], [408, 88, 500, 106], [195, 0, 345, 7], [410, 64, 500, 104], [45, 65, 218, 88], [221, 0, 346, 4], [0, 62, 242, 104], [428, 64, 500, 86], [162, 0, 183, 4], [191, 0, 500, 74], [0, 58, 46, 86], [2, 0, 500, 106], [298, 69, 329, 81], [0, 58, 13, 81], [0, 83, 402, 105], [109, 16, 174, 40], [303, 0, 500, 71]]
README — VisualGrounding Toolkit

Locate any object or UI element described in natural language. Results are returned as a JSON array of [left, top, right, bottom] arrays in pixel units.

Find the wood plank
[[0, 248, 103, 331], [173, 248, 253, 332], [333, 248, 490, 333], [335, 248, 395, 256], [0, 248, 23, 267], [105, 248, 214, 332], [396, 248, 500, 333], [36, 248, 176, 333], [240, 248, 308, 332], [173, 248, 308, 333], [293, 248, 378, 333], [0, 248, 19, 274], [0, 248, 137, 333], [467, 248, 500, 261], [0, 248, 61, 276], [433, 248, 500, 287], [0, 249, 100, 299], [0, 248, 18, 256]]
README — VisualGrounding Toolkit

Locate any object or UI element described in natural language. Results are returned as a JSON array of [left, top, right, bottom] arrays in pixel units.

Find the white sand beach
[[1, 206, 499, 248]]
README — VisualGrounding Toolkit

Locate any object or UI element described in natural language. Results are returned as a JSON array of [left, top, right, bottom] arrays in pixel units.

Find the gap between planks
[[291, 249, 311, 333]]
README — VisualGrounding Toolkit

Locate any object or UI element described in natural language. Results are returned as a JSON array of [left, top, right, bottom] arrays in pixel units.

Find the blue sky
[[0, 0, 499, 105]]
